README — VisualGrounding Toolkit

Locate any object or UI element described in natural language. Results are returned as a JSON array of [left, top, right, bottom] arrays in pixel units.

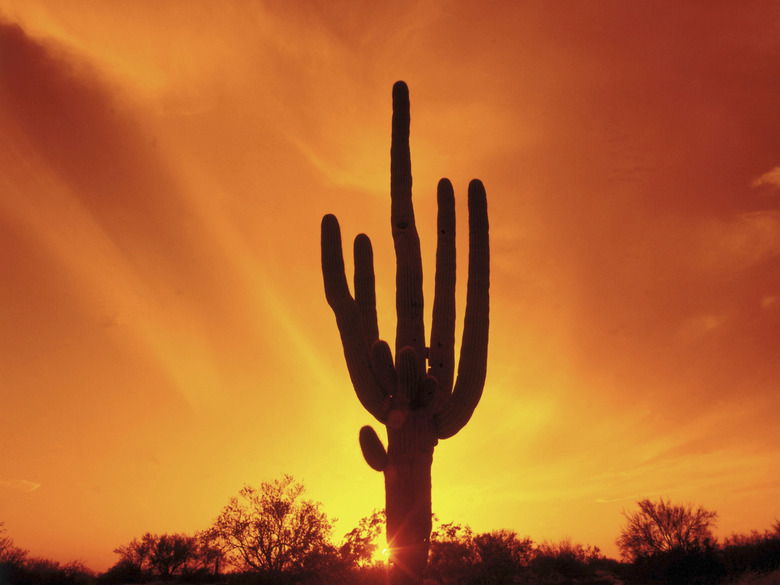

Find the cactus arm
[[428, 178, 457, 401], [354, 233, 379, 343], [359, 426, 388, 472], [390, 81, 426, 371], [435, 180, 490, 439], [381, 345, 415, 431], [371, 340, 397, 396], [321, 214, 389, 421]]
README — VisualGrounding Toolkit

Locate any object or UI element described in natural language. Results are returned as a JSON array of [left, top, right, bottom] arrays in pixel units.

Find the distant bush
[[531, 538, 604, 581], [96, 557, 146, 584], [626, 545, 725, 585], [473, 530, 534, 584], [721, 525, 780, 578], [3, 557, 95, 585]]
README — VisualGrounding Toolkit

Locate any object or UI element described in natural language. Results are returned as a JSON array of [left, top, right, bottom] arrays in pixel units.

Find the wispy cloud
[[0, 479, 41, 493], [752, 166, 780, 189]]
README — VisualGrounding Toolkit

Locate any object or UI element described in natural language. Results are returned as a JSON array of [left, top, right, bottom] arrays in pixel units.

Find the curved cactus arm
[[321, 214, 389, 422], [354, 233, 379, 343], [428, 178, 457, 401], [359, 426, 388, 472], [435, 180, 490, 439], [390, 81, 426, 370]]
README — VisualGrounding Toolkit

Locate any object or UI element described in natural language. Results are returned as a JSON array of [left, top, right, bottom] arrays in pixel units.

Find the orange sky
[[2, 1, 780, 572]]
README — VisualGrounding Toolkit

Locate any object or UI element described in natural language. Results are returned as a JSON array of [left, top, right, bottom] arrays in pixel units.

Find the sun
[[372, 540, 390, 564]]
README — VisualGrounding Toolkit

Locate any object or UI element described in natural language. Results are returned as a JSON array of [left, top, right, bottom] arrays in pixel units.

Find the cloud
[[0, 20, 189, 245], [752, 166, 780, 190], [0, 479, 41, 493], [690, 211, 780, 276]]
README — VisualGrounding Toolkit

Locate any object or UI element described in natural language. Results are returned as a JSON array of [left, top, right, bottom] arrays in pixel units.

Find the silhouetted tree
[[111, 532, 202, 579], [0, 522, 28, 567], [339, 509, 386, 567], [113, 535, 152, 576], [146, 533, 197, 577], [192, 529, 227, 576], [616, 498, 717, 561], [321, 80, 490, 585], [207, 475, 333, 575]]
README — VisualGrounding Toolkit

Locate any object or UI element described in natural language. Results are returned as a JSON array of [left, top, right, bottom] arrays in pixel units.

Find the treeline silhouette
[[2, 477, 780, 585]]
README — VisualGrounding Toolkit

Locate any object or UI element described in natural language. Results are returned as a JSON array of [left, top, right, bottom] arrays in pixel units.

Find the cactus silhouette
[[321, 81, 489, 585]]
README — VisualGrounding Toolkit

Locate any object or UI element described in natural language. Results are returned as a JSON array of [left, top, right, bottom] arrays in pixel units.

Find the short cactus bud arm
[[321, 214, 389, 422], [435, 180, 490, 439], [428, 178, 457, 400], [360, 426, 388, 472], [391, 81, 426, 372]]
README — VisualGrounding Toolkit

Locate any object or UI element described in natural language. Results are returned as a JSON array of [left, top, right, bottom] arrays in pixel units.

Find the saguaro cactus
[[321, 81, 489, 585]]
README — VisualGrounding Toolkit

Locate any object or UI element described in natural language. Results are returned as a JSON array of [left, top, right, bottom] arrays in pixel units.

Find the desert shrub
[[296, 543, 356, 585], [4, 557, 95, 585], [425, 521, 477, 585], [725, 568, 780, 585], [721, 528, 780, 578], [97, 558, 147, 584], [472, 530, 534, 585], [531, 539, 603, 581], [178, 565, 224, 584], [627, 545, 724, 585]]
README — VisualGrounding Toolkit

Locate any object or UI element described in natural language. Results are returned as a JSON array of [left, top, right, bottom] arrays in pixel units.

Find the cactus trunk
[[385, 417, 434, 584], [321, 81, 489, 585]]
